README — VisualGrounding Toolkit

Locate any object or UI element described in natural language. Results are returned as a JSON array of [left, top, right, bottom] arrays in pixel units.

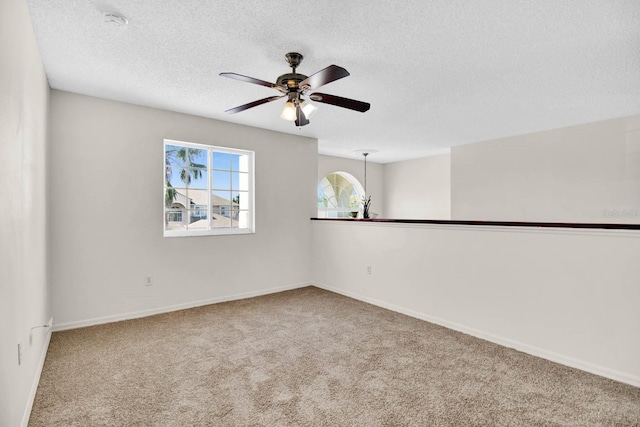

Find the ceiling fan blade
[[299, 65, 350, 91], [295, 106, 310, 127], [219, 72, 283, 90], [225, 95, 285, 114], [309, 93, 370, 113]]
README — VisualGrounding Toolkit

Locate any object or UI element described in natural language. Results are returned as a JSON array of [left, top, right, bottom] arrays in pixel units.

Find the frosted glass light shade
[[301, 100, 318, 118], [280, 101, 297, 121]]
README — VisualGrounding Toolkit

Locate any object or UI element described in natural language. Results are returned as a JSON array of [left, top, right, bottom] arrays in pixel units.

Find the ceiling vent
[[104, 12, 128, 27]]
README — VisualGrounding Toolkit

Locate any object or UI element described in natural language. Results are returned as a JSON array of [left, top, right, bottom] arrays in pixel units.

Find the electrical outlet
[[367, 266, 372, 275], [17, 343, 22, 366], [145, 276, 153, 286]]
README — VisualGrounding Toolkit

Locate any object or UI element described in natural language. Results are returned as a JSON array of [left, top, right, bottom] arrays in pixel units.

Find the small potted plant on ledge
[[362, 195, 372, 219], [349, 194, 359, 218]]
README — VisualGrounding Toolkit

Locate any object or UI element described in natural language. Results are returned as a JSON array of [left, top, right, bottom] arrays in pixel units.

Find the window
[[317, 172, 364, 218], [164, 139, 254, 236]]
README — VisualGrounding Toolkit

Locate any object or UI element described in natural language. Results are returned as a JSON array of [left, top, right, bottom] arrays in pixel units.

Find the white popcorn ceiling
[[26, 0, 640, 163]]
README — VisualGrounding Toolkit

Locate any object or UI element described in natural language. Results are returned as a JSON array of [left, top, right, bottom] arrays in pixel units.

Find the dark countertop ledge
[[310, 218, 640, 231]]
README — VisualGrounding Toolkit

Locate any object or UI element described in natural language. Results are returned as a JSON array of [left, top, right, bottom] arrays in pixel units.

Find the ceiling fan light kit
[[280, 100, 297, 121], [220, 52, 370, 127], [300, 100, 318, 119]]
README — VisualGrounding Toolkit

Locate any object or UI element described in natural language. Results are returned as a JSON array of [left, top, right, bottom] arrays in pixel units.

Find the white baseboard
[[52, 283, 310, 332], [311, 282, 640, 389], [21, 316, 54, 427]]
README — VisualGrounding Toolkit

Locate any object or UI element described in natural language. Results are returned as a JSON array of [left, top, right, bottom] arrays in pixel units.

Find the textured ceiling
[[26, 0, 640, 163]]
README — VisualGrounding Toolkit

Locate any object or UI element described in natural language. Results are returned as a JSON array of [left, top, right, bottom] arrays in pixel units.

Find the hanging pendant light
[[355, 150, 377, 219]]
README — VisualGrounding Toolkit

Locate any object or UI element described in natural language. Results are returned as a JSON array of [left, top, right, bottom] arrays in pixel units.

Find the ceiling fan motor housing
[[277, 73, 308, 90]]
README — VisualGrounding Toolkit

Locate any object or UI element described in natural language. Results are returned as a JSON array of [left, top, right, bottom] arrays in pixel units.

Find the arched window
[[317, 172, 365, 218]]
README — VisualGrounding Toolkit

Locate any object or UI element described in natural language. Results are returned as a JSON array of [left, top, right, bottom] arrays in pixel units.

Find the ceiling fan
[[220, 52, 370, 127]]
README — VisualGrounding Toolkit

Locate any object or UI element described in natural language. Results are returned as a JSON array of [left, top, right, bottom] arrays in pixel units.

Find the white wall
[[49, 91, 317, 328], [317, 154, 384, 218], [383, 154, 451, 219], [0, 0, 51, 425], [452, 115, 640, 223], [311, 221, 640, 387]]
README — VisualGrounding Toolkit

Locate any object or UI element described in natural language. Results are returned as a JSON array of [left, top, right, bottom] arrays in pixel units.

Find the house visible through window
[[164, 139, 254, 236], [317, 172, 364, 218]]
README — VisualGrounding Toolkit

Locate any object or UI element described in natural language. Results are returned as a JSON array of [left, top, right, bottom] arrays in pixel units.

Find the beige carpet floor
[[30, 286, 640, 426]]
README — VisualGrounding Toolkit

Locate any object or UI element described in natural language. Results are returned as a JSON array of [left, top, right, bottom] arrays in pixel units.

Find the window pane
[[186, 188, 208, 210], [212, 171, 230, 190], [212, 151, 230, 170], [190, 206, 208, 220], [165, 187, 187, 209], [318, 184, 327, 208], [218, 205, 232, 218], [232, 191, 249, 210], [231, 172, 240, 190], [212, 189, 232, 224], [165, 145, 187, 167], [212, 190, 231, 206], [232, 153, 249, 172], [167, 167, 207, 189], [166, 167, 190, 188], [187, 168, 208, 189], [233, 191, 249, 209], [234, 210, 249, 229], [337, 187, 350, 207], [230, 207, 240, 228], [164, 209, 186, 231], [349, 194, 359, 210], [233, 172, 249, 191], [211, 210, 232, 228], [187, 148, 207, 168], [187, 211, 208, 230]]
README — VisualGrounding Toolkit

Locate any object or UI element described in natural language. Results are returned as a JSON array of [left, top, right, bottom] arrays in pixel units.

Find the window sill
[[163, 228, 255, 238]]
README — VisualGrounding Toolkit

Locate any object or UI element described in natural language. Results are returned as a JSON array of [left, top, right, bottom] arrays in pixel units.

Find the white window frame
[[163, 139, 255, 237]]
